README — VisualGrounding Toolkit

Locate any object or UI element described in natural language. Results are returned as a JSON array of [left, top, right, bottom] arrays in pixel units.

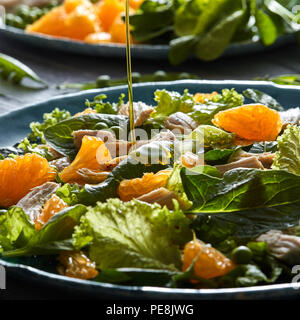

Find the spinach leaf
[[129, 0, 175, 42], [204, 149, 236, 165], [247, 141, 278, 153], [44, 113, 129, 158], [195, 9, 245, 61], [243, 88, 284, 111], [181, 167, 300, 213], [255, 9, 278, 45], [191, 203, 300, 246]]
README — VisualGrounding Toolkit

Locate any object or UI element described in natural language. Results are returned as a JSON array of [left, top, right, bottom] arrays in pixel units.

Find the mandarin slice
[[60, 136, 111, 184], [194, 92, 218, 104], [73, 108, 97, 117], [97, 0, 124, 32], [57, 251, 98, 279], [118, 169, 172, 202], [182, 238, 235, 280], [212, 104, 282, 141], [35, 194, 68, 230], [0, 154, 57, 208]]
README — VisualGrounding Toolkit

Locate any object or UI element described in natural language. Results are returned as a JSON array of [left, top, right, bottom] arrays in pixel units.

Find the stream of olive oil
[[125, 0, 136, 146]]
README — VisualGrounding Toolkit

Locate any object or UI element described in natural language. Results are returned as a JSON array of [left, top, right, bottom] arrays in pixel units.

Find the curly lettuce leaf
[[85, 93, 125, 114], [190, 89, 244, 124], [150, 89, 195, 122], [28, 108, 71, 143], [73, 199, 192, 271], [272, 125, 300, 174]]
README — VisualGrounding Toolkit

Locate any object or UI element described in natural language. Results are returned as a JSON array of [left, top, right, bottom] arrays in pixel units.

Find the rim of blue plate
[[1, 79, 300, 299]]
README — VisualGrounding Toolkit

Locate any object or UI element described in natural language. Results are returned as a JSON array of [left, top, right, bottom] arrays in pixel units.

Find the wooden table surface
[[1, 33, 300, 299]]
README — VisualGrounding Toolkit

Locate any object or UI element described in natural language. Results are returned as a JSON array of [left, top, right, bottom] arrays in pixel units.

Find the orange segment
[[35, 194, 68, 230], [110, 17, 133, 44], [0, 154, 57, 208], [85, 32, 112, 43], [27, 0, 100, 40], [118, 169, 172, 201], [182, 238, 235, 280], [212, 104, 282, 141], [129, 0, 144, 10], [73, 108, 97, 117], [194, 92, 218, 103], [26, 6, 67, 37], [57, 251, 98, 279], [60, 136, 111, 184], [97, 0, 125, 32]]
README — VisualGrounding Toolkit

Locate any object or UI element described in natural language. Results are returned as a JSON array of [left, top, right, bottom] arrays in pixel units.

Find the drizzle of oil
[[125, 0, 136, 147]]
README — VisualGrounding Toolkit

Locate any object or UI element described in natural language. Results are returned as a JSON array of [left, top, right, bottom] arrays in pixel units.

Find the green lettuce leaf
[[73, 199, 192, 270], [149, 89, 195, 124], [0, 207, 36, 252], [2, 205, 86, 257], [165, 163, 193, 210], [272, 125, 300, 174], [188, 125, 235, 149]]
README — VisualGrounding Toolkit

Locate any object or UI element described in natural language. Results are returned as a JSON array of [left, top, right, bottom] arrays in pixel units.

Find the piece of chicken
[[257, 230, 300, 265], [215, 156, 264, 175], [16, 182, 60, 222], [165, 112, 198, 134], [118, 102, 154, 127]]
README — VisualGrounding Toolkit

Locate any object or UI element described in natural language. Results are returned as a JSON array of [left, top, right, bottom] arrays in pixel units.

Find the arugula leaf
[[2, 205, 86, 257], [243, 89, 284, 111], [0, 53, 47, 89], [44, 113, 129, 158], [272, 124, 300, 174], [73, 199, 192, 270]]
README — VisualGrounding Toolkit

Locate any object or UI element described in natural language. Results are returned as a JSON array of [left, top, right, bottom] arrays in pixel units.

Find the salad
[[4, 0, 300, 63], [1, 86, 300, 289]]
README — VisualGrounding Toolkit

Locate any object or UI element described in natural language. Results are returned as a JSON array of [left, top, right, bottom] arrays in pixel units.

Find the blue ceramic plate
[[0, 26, 296, 59], [1, 80, 300, 300]]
